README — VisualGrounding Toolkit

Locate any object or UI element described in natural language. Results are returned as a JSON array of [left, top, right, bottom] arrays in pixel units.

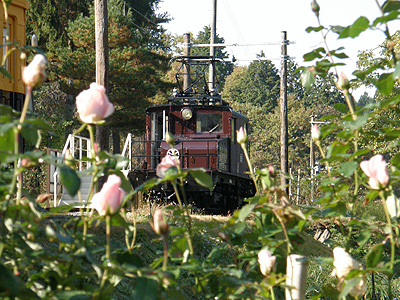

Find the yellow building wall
[[0, 0, 29, 95]]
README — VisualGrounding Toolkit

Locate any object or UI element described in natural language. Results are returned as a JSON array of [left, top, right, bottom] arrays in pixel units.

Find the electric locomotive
[[127, 55, 255, 213]]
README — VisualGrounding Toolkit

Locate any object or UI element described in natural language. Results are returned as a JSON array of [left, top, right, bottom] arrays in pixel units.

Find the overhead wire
[[109, 0, 155, 34], [120, 0, 160, 28], [221, 0, 252, 61]]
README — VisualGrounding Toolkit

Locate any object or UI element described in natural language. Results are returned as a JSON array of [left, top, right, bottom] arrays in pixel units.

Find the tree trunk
[[112, 129, 120, 154], [95, 0, 109, 189]]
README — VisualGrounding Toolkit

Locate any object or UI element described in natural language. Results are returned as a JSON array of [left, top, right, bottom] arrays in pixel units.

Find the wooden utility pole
[[208, 0, 217, 93], [183, 33, 191, 92], [95, 0, 109, 152], [280, 31, 288, 194]]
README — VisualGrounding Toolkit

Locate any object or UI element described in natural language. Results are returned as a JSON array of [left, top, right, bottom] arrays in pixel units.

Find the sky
[[157, 0, 395, 99]]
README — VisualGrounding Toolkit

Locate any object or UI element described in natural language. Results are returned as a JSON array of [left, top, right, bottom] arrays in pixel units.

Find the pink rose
[[152, 209, 169, 235], [156, 154, 179, 178], [76, 83, 114, 124], [91, 175, 125, 215], [237, 127, 248, 145], [22, 54, 47, 88], [360, 154, 389, 189], [311, 124, 321, 142]]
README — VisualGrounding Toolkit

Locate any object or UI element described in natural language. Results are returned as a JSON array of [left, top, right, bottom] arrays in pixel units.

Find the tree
[[58, 0, 172, 147], [26, 0, 91, 53], [28, 0, 173, 150], [222, 56, 280, 112], [190, 26, 234, 89], [357, 91, 374, 106]]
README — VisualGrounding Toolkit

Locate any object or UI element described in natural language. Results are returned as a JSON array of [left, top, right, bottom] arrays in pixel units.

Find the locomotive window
[[196, 112, 223, 133]]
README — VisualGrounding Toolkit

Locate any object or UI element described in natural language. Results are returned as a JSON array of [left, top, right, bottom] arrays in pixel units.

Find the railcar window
[[196, 113, 223, 133]]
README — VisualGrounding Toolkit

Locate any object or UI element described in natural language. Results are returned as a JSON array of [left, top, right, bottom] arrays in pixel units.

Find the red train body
[[127, 56, 255, 212]]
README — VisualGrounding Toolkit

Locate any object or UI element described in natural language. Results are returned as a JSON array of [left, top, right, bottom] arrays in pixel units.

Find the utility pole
[[95, 0, 109, 153], [280, 31, 288, 195], [208, 0, 217, 93], [183, 33, 191, 92]]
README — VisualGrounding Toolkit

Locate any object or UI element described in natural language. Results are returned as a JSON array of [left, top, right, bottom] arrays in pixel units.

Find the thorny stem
[[105, 214, 111, 261], [316, 16, 339, 77], [380, 191, 395, 272], [375, 0, 397, 66], [315, 141, 331, 176], [241, 143, 259, 195], [171, 181, 194, 256], [162, 235, 168, 271], [273, 208, 293, 255], [128, 209, 137, 251], [270, 287, 276, 300]]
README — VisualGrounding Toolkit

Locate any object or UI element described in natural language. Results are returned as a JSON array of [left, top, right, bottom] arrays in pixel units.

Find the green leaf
[[0, 65, 11, 79], [339, 161, 359, 178], [55, 291, 91, 300], [330, 25, 345, 34], [188, 168, 213, 191], [0, 262, 20, 298], [392, 152, 400, 167], [238, 204, 255, 222], [373, 10, 400, 26], [0, 123, 14, 162], [382, 0, 400, 13], [59, 165, 81, 197], [132, 277, 160, 300], [114, 251, 144, 271], [0, 104, 14, 116], [393, 61, 400, 80], [110, 213, 129, 227], [21, 125, 41, 148], [344, 114, 369, 131], [333, 103, 348, 113], [373, 72, 394, 96], [365, 244, 384, 268], [303, 47, 326, 62], [339, 16, 369, 39], [386, 193, 400, 218], [300, 68, 316, 91], [305, 25, 324, 33]]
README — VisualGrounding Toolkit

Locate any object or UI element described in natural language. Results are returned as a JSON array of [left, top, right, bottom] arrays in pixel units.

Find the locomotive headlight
[[181, 108, 192, 120]]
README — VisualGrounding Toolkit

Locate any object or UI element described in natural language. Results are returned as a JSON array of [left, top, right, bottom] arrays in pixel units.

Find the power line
[[181, 41, 295, 48], [120, 0, 159, 28], [221, 0, 252, 60]]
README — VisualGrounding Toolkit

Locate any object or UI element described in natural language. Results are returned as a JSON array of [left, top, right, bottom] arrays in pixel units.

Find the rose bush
[[3, 0, 400, 299]]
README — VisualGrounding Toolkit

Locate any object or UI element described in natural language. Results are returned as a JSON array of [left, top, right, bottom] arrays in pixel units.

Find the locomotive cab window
[[196, 112, 223, 133]]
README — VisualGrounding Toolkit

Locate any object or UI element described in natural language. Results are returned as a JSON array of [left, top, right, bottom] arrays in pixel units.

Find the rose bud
[[268, 164, 276, 178], [311, 124, 321, 142], [76, 83, 114, 124], [22, 54, 47, 88], [165, 132, 175, 148], [258, 249, 276, 276], [91, 175, 126, 216], [337, 72, 350, 91], [64, 149, 76, 169], [152, 209, 169, 236], [331, 247, 360, 280], [237, 127, 248, 145], [311, 0, 320, 17]]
